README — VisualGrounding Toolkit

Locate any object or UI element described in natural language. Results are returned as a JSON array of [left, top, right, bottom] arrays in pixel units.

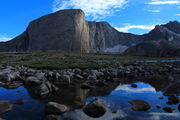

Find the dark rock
[[129, 99, 151, 111], [159, 97, 164, 99], [45, 102, 70, 115], [168, 95, 179, 104], [83, 99, 107, 118], [166, 101, 173, 105], [44, 115, 62, 120], [131, 84, 138, 88], [14, 99, 25, 104], [16, 90, 24, 93], [80, 84, 91, 89], [0, 101, 13, 115], [156, 105, 161, 109], [163, 107, 175, 113], [96, 81, 106, 87], [26, 76, 42, 85]]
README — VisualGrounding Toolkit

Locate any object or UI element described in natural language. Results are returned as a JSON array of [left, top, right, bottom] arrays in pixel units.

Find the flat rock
[[45, 102, 70, 114], [0, 101, 13, 115], [163, 107, 175, 113], [129, 99, 151, 111]]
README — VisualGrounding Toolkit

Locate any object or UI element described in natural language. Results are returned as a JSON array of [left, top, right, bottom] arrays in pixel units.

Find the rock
[[159, 97, 164, 99], [87, 70, 97, 80], [156, 105, 161, 109], [168, 95, 179, 104], [80, 84, 91, 89], [37, 82, 51, 96], [83, 99, 107, 118], [74, 74, 84, 80], [131, 84, 138, 88], [16, 90, 24, 93], [35, 72, 46, 80], [166, 101, 173, 105], [87, 75, 97, 80], [62, 75, 71, 85], [26, 76, 42, 85], [14, 99, 25, 104], [74, 69, 82, 74], [44, 115, 62, 120], [163, 107, 175, 113], [172, 68, 180, 74], [129, 99, 151, 111], [4, 82, 23, 89], [0, 101, 13, 115], [45, 102, 70, 114], [96, 81, 106, 87]]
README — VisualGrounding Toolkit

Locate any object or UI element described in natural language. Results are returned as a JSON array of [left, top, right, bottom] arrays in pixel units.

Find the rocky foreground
[[0, 62, 180, 119]]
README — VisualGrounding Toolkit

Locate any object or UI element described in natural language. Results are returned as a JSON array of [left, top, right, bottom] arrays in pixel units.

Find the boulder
[[62, 75, 71, 85], [44, 115, 62, 120], [129, 99, 151, 111], [35, 72, 46, 80], [168, 95, 179, 104], [0, 101, 13, 115], [14, 99, 25, 104], [131, 84, 138, 88], [163, 107, 175, 113], [26, 76, 42, 85], [83, 99, 107, 118], [45, 102, 70, 114]]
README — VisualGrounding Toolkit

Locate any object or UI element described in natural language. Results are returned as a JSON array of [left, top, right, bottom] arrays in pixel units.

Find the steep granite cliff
[[0, 9, 180, 56]]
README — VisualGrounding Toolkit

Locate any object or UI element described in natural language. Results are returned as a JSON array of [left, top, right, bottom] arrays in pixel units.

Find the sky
[[0, 0, 179, 42]]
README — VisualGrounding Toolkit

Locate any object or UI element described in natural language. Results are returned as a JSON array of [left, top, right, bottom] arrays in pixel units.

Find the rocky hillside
[[125, 21, 180, 56], [0, 9, 179, 56]]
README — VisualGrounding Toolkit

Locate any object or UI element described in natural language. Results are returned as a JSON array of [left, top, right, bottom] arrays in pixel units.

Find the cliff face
[[27, 9, 90, 53], [0, 9, 180, 56]]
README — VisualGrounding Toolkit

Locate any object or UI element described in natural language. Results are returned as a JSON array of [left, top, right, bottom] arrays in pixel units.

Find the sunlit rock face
[[0, 9, 179, 56]]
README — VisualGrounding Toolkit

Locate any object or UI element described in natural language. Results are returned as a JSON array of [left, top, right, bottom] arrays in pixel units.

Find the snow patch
[[104, 44, 129, 53], [168, 36, 174, 41]]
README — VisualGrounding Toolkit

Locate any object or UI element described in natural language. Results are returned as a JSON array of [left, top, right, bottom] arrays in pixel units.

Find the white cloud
[[115, 24, 156, 33], [52, 0, 128, 19], [148, 0, 180, 5], [149, 9, 161, 12], [177, 13, 180, 15], [0, 35, 12, 42], [115, 85, 156, 93]]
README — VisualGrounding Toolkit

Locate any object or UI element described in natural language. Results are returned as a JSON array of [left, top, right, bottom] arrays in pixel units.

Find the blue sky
[[0, 0, 179, 41]]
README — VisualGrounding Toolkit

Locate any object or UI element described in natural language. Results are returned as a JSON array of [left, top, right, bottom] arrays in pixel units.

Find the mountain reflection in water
[[0, 75, 180, 120]]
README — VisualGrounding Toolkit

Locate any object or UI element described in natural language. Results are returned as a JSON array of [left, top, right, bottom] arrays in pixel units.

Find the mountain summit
[[0, 9, 179, 56]]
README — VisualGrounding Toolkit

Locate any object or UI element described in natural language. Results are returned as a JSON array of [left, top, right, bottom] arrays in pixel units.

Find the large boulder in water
[[83, 99, 107, 118], [0, 101, 13, 115]]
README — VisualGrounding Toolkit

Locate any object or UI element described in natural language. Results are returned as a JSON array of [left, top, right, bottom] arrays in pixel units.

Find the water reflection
[[0, 75, 180, 120]]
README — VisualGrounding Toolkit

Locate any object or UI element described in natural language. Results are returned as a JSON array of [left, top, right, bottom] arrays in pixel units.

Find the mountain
[[124, 21, 180, 56], [0, 9, 180, 56]]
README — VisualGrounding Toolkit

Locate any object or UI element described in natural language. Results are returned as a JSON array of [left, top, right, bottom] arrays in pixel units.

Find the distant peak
[[54, 9, 84, 15]]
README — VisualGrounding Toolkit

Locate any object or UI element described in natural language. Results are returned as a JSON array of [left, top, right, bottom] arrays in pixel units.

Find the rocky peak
[[162, 20, 180, 34]]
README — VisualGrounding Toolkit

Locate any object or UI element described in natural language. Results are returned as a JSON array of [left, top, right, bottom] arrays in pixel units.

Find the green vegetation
[[0, 51, 179, 70]]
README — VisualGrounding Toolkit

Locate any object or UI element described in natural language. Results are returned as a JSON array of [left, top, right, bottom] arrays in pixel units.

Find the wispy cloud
[[115, 24, 156, 33], [177, 13, 180, 15], [149, 9, 161, 12], [0, 35, 12, 42], [148, 0, 180, 5], [52, 0, 128, 19], [115, 85, 156, 93]]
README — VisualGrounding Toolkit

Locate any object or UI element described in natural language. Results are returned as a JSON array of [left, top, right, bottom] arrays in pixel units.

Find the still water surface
[[0, 81, 180, 120]]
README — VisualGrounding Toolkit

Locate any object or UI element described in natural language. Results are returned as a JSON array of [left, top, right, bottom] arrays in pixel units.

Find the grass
[[0, 51, 179, 70]]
